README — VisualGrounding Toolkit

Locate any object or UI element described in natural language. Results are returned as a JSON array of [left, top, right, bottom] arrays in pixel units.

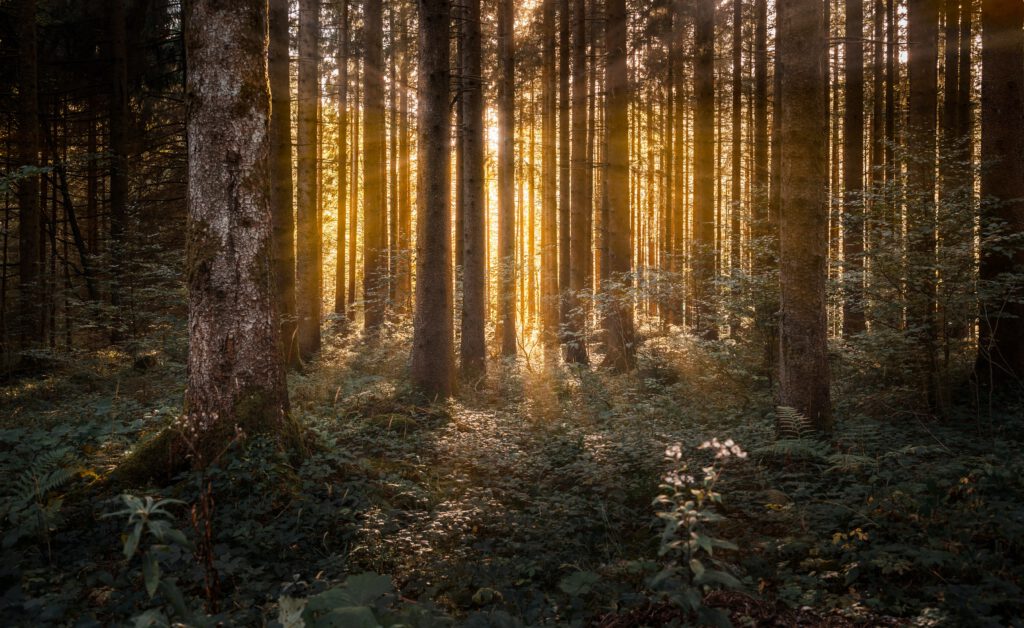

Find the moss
[[109, 389, 307, 488]]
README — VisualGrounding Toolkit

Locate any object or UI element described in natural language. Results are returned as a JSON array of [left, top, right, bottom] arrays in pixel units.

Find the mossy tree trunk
[[183, 0, 290, 458]]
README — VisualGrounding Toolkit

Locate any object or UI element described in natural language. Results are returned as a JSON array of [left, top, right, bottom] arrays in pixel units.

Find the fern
[[1, 447, 78, 551], [754, 408, 830, 462], [775, 406, 816, 439]]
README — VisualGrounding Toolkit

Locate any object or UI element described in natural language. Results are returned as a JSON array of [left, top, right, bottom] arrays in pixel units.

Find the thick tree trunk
[[460, 0, 487, 376], [269, 0, 298, 363], [692, 0, 717, 339], [844, 0, 867, 335], [17, 0, 41, 349], [977, 0, 1024, 387], [497, 0, 518, 357], [411, 0, 455, 399], [777, 0, 833, 431], [183, 0, 291, 461], [603, 0, 635, 371], [296, 0, 322, 358], [364, 0, 387, 332]]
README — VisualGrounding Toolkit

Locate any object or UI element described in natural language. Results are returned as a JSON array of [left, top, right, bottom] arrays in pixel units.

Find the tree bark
[[978, 0, 1024, 386], [411, 0, 455, 399], [907, 0, 942, 410], [497, 0, 518, 357], [334, 1, 349, 319], [296, 0, 322, 358], [542, 0, 560, 355], [109, 0, 129, 339], [559, 0, 572, 340], [16, 0, 41, 349], [693, 0, 717, 339], [460, 0, 487, 376], [603, 0, 635, 371], [364, 0, 387, 332], [777, 0, 833, 431], [183, 0, 291, 459], [269, 0, 298, 363], [565, 0, 590, 364], [844, 0, 867, 334]]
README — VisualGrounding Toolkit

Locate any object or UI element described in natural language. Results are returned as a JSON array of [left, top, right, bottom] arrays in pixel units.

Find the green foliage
[[104, 494, 195, 626], [0, 446, 77, 553]]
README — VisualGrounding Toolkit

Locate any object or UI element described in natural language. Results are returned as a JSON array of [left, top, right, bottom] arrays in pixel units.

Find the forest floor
[[2, 324, 1023, 627]]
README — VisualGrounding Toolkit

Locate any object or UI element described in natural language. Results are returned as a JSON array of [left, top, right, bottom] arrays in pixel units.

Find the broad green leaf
[[124, 522, 143, 559], [344, 572, 394, 605], [142, 552, 160, 598]]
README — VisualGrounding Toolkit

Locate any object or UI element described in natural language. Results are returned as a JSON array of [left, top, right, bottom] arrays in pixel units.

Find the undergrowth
[[1, 323, 1022, 626]]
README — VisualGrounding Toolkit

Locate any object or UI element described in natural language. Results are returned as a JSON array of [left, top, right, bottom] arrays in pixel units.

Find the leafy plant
[[104, 494, 194, 626], [1, 446, 78, 557], [651, 440, 747, 627]]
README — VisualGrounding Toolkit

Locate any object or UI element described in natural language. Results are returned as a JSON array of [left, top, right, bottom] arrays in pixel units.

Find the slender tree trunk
[[565, 0, 590, 363], [411, 0, 455, 399], [183, 0, 290, 460], [269, 0, 298, 363], [977, 0, 1024, 387], [364, 0, 387, 332], [604, 0, 635, 371], [348, 58, 360, 319], [907, 0, 942, 410], [460, 0, 487, 376], [296, 0, 322, 358], [559, 0, 572, 340], [388, 7, 399, 307], [777, 0, 833, 431], [844, 0, 867, 334], [693, 0, 717, 339], [497, 0, 517, 357], [397, 9, 413, 313], [730, 0, 743, 284], [672, 0, 686, 326], [109, 0, 129, 340], [16, 0, 41, 349], [542, 0, 560, 354], [335, 1, 349, 319]]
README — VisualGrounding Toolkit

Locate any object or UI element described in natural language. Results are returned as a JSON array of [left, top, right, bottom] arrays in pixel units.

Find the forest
[[1, 0, 1023, 625]]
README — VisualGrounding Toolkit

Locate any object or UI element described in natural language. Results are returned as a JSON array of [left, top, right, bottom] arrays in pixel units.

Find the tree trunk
[[296, 0, 322, 358], [497, 0, 518, 357], [977, 0, 1024, 387], [411, 0, 455, 399], [397, 8, 413, 313], [542, 0, 560, 355], [730, 0, 743, 285], [16, 0, 41, 349], [559, 0, 572, 340], [603, 0, 635, 371], [565, 0, 590, 364], [693, 0, 717, 339], [907, 0, 942, 410], [269, 0, 298, 363], [777, 0, 833, 431], [335, 1, 349, 319], [364, 0, 387, 332], [109, 0, 129, 339], [844, 0, 867, 335], [460, 0, 487, 376], [183, 0, 291, 462]]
